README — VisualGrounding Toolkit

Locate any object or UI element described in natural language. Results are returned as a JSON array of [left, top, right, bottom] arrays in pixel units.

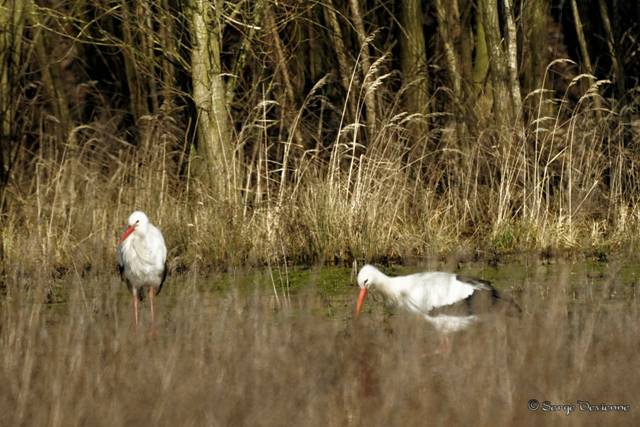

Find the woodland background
[[1, 0, 640, 274]]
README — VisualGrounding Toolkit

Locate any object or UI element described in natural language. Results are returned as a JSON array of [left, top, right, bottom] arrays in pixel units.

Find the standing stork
[[355, 264, 519, 351], [117, 211, 167, 327]]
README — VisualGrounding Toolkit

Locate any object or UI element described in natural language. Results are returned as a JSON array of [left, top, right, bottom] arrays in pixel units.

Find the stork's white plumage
[[355, 265, 512, 335], [117, 211, 167, 327]]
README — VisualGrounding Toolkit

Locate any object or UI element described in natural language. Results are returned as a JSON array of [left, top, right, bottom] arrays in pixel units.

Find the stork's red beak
[[118, 225, 135, 245], [355, 287, 368, 318]]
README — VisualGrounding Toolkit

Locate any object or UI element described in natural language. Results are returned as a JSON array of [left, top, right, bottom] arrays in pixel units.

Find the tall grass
[[2, 36, 640, 276], [0, 265, 637, 426]]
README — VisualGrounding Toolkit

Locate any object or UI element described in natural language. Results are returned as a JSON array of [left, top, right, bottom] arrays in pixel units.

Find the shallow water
[[1, 260, 639, 426]]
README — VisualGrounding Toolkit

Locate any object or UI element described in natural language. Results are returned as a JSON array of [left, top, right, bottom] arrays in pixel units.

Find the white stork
[[117, 211, 167, 327], [355, 264, 519, 351]]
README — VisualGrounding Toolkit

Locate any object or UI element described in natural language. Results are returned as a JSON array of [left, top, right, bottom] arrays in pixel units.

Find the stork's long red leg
[[149, 287, 156, 325], [438, 335, 452, 355], [133, 292, 139, 327]]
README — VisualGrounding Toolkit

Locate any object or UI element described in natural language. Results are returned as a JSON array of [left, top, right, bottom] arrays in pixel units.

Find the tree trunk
[[479, 0, 511, 129], [502, 0, 522, 124], [121, 0, 145, 121], [323, 0, 358, 122], [522, 0, 547, 92], [472, 6, 489, 98], [265, 5, 304, 149], [28, 2, 72, 142], [598, 0, 624, 96], [400, 0, 429, 139], [570, 0, 602, 113], [570, 0, 594, 76], [0, 0, 25, 199], [187, 0, 235, 198], [140, 0, 159, 113], [348, 0, 377, 138], [160, 0, 178, 104], [434, 0, 461, 99], [521, 0, 554, 120], [226, 0, 264, 105]]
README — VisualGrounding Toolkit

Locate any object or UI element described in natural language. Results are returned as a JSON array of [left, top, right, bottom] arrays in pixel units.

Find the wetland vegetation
[[1, 262, 639, 425], [1, 1, 640, 425], [1, 1, 640, 271]]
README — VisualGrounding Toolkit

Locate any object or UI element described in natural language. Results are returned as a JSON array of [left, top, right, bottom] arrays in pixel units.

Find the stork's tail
[[457, 275, 522, 316]]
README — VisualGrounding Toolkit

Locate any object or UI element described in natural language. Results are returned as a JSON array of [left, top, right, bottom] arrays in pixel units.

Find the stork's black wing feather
[[156, 261, 168, 296], [116, 244, 125, 280], [428, 275, 521, 316]]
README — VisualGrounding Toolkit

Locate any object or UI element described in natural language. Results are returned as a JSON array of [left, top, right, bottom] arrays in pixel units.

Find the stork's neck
[[134, 222, 150, 239], [126, 232, 156, 263], [372, 270, 394, 296]]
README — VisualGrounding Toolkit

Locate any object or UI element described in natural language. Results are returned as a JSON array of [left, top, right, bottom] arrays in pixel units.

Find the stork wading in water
[[117, 211, 167, 327], [355, 264, 519, 352]]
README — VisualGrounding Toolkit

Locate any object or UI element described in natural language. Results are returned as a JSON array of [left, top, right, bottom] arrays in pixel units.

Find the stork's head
[[355, 264, 380, 318], [357, 264, 379, 290], [118, 211, 150, 244]]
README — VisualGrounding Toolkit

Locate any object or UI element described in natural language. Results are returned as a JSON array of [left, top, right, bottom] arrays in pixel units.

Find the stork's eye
[[364, 279, 368, 285], [135, 220, 140, 224]]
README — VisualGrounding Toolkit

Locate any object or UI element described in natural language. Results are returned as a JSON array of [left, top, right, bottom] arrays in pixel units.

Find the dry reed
[[0, 263, 638, 426]]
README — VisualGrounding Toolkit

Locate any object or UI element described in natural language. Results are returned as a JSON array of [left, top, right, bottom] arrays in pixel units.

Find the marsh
[[1, 261, 638, 426]]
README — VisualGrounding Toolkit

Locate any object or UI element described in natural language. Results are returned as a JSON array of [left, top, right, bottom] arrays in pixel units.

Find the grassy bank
[[2, 86, 640, 277]]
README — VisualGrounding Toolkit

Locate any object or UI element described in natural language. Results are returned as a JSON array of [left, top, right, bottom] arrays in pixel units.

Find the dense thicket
[[1, 0, 639, 271]]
